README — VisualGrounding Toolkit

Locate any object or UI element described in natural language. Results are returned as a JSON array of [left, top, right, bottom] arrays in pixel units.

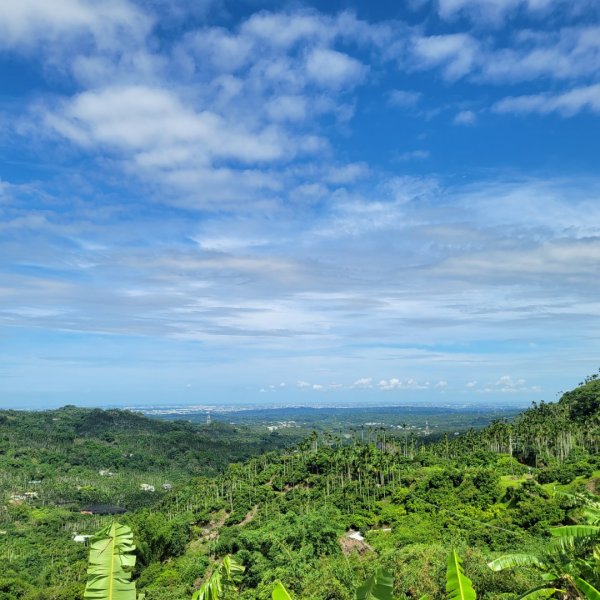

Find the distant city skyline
[[1, 0, 599, 408]]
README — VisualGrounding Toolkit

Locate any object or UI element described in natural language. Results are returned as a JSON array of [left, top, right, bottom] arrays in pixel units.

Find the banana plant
[[272, 580, 293, 600], [84, 522, 139, 600], [273, 551, 472, 600], [486, 546, 600, 599], [271, 569, 394, 600], [488, 495, 600, 599], [487, 553, 565, 600], [553, 492, 600, 550], [355, 569, 395, 600], [574, 576, 600, 600], [192, 555, 245, 600], [446, 550, 476, 600]]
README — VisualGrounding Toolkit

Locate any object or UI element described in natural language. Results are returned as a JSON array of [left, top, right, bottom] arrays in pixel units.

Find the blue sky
[[1, 0, 600, 409]]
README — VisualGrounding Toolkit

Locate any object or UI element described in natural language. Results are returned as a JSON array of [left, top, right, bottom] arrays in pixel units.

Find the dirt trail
[[239, 505, 258, 526], [189, 510, 229, 551]]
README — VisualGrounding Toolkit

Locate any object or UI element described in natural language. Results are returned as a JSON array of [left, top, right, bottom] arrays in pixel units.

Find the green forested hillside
[[0, 378, 598, 600], [0, 405, 301, 476], [0, 406, 300, 599]]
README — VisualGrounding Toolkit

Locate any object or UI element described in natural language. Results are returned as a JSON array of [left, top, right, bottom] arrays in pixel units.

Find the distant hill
[[0, 405, 302, 478]]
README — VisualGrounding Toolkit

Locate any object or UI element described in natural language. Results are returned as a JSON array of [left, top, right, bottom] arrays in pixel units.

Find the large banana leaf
[[218, 555, 244, 585], [517, 585, 564, 600], [487, 554, 547, 572], [193, 571, 223, 600], [574, 577, 600, 600], [584, 510, 600, 526], [84, 522, 137, 600], [272, 580, 294, 600], [550, 525, 600, 546], [356, 569, 394, 600], [446, 550, 476, 600]]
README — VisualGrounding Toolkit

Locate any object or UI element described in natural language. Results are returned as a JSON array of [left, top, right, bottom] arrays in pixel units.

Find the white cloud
[[0, 0, 149, 50], [41, 84, 334, 207], [46, 85, 291, 162], [378, 378, 430, 390], [184, 27, 253, 73], [3, 3, 600, 406], [305, 48, 367, 88], [324, 163, 370, 184], [482, 375, 542, 393], [194, 236, 269, 253], [439, 238, 600, 280], [479, 26, 600, 83], [434, 0, 580, 23], [454, 110, 477, 125], [240, 10, 392, 51], [388, 89, 422, 108], [406, 22, 600, 94], [496, 375, 526, 388], [265, 95, 308, 122], [313, 175, 439, 238], [27, 7, 388, 206], [413, 34, 480, 80], [241, 11, 333, 48], [179, 9, 384, 96], [493, 84, 600, 117], [452, 178, 600, 237], [352, 377, 373, 388], [395, 150, 430, 161]]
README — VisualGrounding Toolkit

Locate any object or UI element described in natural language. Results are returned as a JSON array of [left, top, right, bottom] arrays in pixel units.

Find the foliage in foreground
[[488, 494, 600, 600], [86, 521, 600, 600], [84, 522, 138, 600]]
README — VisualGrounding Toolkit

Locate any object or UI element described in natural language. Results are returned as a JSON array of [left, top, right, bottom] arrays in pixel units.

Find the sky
[[1, 0, 600, 409]]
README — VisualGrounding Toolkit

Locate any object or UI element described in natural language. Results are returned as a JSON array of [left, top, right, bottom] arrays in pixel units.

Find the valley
[[0, 377, 598, 599]]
